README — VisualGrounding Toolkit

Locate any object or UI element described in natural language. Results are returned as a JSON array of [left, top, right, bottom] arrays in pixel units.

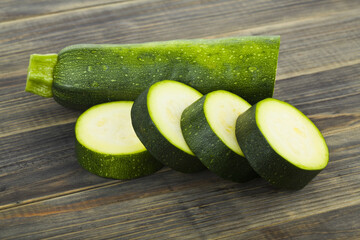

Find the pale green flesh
[[76, 101, 146, 155], [256, 99, 329, 170], [148, 80, 203, 155], [204, 90, 251, 156]]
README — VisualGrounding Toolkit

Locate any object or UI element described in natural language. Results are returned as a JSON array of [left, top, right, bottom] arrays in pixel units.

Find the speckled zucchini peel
[[26, 36, 280, 109]]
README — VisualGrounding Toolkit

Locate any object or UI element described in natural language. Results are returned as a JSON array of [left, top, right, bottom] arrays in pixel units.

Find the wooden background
[[1, 0, 359, 239]]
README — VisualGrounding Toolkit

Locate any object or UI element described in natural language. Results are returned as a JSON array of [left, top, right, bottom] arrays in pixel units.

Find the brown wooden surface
[[0, 0, 359, 239]]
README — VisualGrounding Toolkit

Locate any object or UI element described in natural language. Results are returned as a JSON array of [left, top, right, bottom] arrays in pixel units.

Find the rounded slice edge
[[181, 90, 257, 182], [147, 80, 203, 155], [204, 90, 251, 156], [236, 98, 329, 190], [75, 101, 162, 179], [76, 101, 145, 155], [256, 98, 329, 170], [131, 80, 205, 173]]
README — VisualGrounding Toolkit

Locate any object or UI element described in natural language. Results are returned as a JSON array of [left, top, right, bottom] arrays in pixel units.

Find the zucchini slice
[[236, 98, 329, 189], [131, 80, 205, 173], [181, 90, 257, 182], [75, 101, 163, 179]]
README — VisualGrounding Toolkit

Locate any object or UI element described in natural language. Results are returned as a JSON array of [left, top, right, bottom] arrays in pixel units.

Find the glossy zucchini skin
[[76, 140, 163, 180], [52, 37, 280, 109]]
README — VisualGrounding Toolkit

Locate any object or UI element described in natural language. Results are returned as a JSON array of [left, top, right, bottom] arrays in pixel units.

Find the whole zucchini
[[26, 37, 280, 109]]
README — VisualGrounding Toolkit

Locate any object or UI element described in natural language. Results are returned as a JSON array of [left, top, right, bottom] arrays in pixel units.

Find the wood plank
[[213, 8, 360, 79], [0, 123, 110, 207], [0, 0, 359, 81], [0, 96, 80, 138], [0, 63, 359, 208], [0, 0, 127, 22], [0, 127, 358, 239], [1, 0, 359, 238], [224, 204, 360, 239]]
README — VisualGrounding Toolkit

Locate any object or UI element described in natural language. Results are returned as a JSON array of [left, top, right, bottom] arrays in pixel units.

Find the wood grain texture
[[1, 0, 358, 80], [1, 1, 359, 138], [0, 0, 128, 22], [0, 126, 359, 239], [0, 0, 359, 239], [235, 204, 360, 240]]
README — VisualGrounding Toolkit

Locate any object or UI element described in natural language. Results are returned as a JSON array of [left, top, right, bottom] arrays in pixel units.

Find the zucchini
[[131, 80, 205, 173], [181, 90, 257, 182], [25, 36, 280, 109], [235, 98, 329, 189], [75, 101, 163, 179]]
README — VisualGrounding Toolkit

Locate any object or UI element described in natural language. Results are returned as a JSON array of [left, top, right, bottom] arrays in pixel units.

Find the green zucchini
[[25, 36, 280, 109], [181, 90, 257, 182], [75, 101, 163, 179], [235, 98, 329, 189], [131, 80, 205, 173]]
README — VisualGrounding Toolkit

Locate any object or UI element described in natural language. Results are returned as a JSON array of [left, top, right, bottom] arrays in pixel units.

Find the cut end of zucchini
[[25, 54, 58, 98], [204, 90, 251, 156], [147, 80, 203, 155], [76, 101, 145, 155], [256, 99, 329, 170]]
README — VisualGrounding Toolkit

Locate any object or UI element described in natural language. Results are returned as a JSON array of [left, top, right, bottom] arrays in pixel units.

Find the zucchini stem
[[25, 54, 58, 98]]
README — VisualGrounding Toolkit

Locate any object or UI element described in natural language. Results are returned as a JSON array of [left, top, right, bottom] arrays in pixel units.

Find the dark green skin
[[181, 96, 258, 182], [235, 104, 322, 190], [53, 37, 280, 109], [131, 86, 205, 173], [76, 140, 163, 180]]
